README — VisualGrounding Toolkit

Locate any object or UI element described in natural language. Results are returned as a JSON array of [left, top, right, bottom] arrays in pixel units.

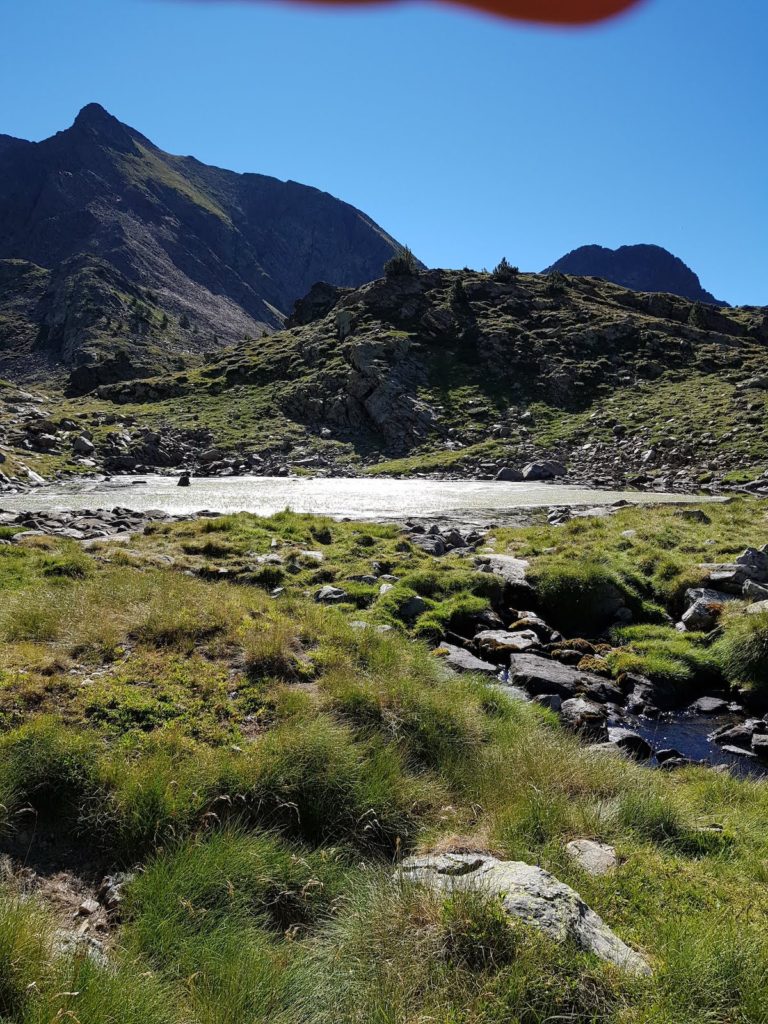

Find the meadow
[[0, 500, 767, 1023]]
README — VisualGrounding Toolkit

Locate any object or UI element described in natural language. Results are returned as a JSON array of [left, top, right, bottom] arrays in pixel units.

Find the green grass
[[1, 505, 768, 1021], [716, 607, 768, 695]]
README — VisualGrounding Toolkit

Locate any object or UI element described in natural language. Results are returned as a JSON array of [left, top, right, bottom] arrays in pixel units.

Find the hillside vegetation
[[3, 263, 763, 487]]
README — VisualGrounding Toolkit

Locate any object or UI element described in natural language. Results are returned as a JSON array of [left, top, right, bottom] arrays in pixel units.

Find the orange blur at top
[[288, 0, 643, 23]]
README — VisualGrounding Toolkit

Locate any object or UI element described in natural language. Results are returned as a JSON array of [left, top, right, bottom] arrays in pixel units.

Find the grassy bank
[[0, 501, 767, 1022]]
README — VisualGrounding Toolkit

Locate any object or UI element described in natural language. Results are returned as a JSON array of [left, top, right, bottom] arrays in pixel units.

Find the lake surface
[[0, 475, 718, 523]]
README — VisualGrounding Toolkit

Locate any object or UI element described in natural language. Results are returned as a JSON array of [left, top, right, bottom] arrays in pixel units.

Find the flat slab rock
[[439, 644, 498, 675], [477, 554, 531, 588], [474, 628, 540, 656], [508, 653, 614, 700], [566, 839, 618, 876], [399, 852, 650, 976]]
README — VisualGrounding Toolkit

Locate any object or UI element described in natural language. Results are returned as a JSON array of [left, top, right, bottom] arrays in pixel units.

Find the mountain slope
[[545, 244, 722, 304], [0, 104, 405, 388], [17, 264, 763, 494]]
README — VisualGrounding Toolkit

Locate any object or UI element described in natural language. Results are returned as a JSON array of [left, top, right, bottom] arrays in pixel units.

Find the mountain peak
[[74, 102, 116, 127], [544, 243, 722, 305], [70, 103, 138, 149]]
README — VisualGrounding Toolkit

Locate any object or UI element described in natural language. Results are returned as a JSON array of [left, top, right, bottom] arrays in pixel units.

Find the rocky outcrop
[[399, 852, 651, 975]]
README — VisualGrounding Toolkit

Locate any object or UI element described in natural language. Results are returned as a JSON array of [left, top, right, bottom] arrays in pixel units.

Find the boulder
[[565, 839, 618, 876], [522, 460, 567, 481], [560, 697, 609, 741], [684, 587, 738, 610], [747, 600, 768, 616], [681, 597, 723, 632], [439, 644, 497, 675], [533, 694, 562, 712], [689, 696, 729, 714], [494, 466, 524, 482], [607, 727, 653, 760], [72, 434, 96, 455], [316, 585, 348, 603], [400, 595, 427, 619], [399, 852, 650, 976], [744, 579, 768, 601], [713, 723, 754, 749], [751, 734, 768, 758], [675, 508, 711, 524], [736, 547, 768, 579], [412, 535, 446, 556], [474, 629, 540, 660]]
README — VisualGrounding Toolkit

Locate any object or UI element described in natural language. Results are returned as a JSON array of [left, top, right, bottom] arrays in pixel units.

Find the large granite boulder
[[399, 852, 650, 976]]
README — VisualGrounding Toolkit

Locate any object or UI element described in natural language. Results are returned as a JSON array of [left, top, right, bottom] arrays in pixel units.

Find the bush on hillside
[[384, 246, 417, 278], [492, 257, 519, 282]]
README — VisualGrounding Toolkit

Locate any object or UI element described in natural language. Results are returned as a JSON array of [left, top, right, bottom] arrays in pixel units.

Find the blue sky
[[1, 0, 765, 304]]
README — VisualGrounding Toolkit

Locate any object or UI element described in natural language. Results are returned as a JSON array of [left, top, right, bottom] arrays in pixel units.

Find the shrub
[[384, 246, 417, 278], [41, 547, 93, 579], [491, 257, 519, 282], [125, 831, 349, 939], [237, 716, 439, 851]]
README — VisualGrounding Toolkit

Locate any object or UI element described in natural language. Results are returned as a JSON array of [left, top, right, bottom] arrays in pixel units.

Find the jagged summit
[[73, 102, 115, 127], [544, 243, 722, 305]]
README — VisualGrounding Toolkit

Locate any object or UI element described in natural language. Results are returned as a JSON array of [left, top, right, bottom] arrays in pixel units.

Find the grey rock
[[533, 693, 562, 712], [477, 554, 530, 590], [316, 585, 348, 603], [721, 745, 757, 759], [744, 579, 768, 601], [439, 644, 497, 675], [400, 595, 427, 619], [675, 508, 711, 524], [522, 460, 567, 481], [607, 727, 653, 760], [412, 535, 446, 556], [560, 697, 609, 741], [655, 747, 685, 763], [399, 852, 650, 975], [713, 723, 754, 748], [72, 434, 96, 455], [474, 629, 540, 660], [495, 466, 524, 482], [747, 600, 768, 616], [684, 587, 738, 610], [681, 596, 723, 632], [689, 696, 729, 714], [565, 839, 618, 876], [508, 653, 617, 703]]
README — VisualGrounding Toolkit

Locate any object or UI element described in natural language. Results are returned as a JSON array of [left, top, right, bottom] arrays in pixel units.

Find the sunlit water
[[0, 475, 719, 523]]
